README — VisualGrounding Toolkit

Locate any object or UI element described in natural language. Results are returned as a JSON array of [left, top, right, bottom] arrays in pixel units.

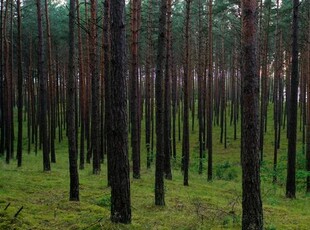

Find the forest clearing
[[0, 0, 310, 229]]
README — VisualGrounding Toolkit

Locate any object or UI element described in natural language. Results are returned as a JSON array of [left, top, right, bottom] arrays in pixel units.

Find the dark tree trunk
[[67, 0, 79, 201], [207, 0, 213, 181], [164, 0, 172, 180], [36, 0, 50, 171], [130, 0, 141, 179], [307, 11, 310, 194], [145, 0, 152, 169], [16, 0, 23, 167], [0, 0, 4, 156], [241, 0, 263, 229], [259, 1, 271, 162], [183, 0, 191, 186], [286, 0, 299, 199], [90, 0, 100, 174], [76, 0, 85, 170], [110, 0, 131, 223], [155, 0, 167, 206], [197, 0, 204, 174], [45, 0, 55, 163], [104, 0, 111, 186]]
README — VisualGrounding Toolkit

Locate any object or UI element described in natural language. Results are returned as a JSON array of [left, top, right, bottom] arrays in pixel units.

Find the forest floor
[[0, 108, 310, 229]]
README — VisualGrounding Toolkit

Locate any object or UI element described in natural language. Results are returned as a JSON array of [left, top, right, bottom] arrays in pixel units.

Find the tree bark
[[155, 0, 167, 206], [36, 0, 50, 171], [110, 0, 131, 223], [207, 0, 213, 181], [130, 0, 141, 179], [90, 0, 100, 174], [286, 0, 299, 199], [183, 0, 191, 186], [67, 0, 79, 201], [241, 0, 263, 228], [16, 0, 23, 167]]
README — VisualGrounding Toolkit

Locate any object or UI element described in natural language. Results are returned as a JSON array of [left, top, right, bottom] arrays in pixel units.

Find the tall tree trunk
[[76, 0, 85, 170], [197, 0, 204, 174], [16, 0, 23, 167], [183, 0, 191, 186], [36, 0, 50, 171], [0, 0, 4, 156], [67, 0, 79, 201], [155, 0, 167, 206], [110, 0, 131, 223], [259, 0, 271, 162], [130, 0, 141, 179], [207, 0, 213, 181], [241, 0, 263, 229], [45, 0, 55, 163], [306, 12, 310, 194], [104, 0, 111, 185], [164, 0, 172, 180], [145, 0, 152, 169], [90, 0, 100, 174], [286, 0, 299, 199], [306, 12, 310, 193], [273, 0, 282, 183]]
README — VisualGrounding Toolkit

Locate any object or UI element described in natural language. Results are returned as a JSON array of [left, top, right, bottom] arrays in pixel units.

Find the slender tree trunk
[[36, 0, 50, 171], [68, 0, 79, 201], [104, 0, 111, 185], [197, 0, 204, 174], [306, 7, 310, 193], [164, 0, 172, 180], [130, 0, 141, 179], [110, 0, 131, 223], [145, 0, 152, 169], [76, 0, 85, 170], [286, 0, 299, 199], [183, 0, 191, 186], [16, 0, 23, 167], [207, 0, 213, 181], [307, 15, 310, 193], [90, 0, 100, 174], [155, 0, 167, 206], [241, 0, 263, 229], [259, 1, 271, 162]]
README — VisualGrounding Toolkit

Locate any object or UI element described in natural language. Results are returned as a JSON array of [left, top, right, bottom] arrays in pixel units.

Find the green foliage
[[96, 195, 111, 208], [215, 161, 238, 181]]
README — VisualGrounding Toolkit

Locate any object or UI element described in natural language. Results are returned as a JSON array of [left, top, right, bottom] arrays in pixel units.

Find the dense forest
[[0, 0, 310, 229]]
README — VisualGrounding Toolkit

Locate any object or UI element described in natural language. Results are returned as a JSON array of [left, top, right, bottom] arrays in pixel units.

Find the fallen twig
[[4, 203, 11, 210], [14, 206, 23, 218], [83, 217, 104, 230]]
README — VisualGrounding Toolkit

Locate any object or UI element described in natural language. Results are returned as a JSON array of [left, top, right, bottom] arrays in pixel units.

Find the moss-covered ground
[[0, 105, 309, 229]]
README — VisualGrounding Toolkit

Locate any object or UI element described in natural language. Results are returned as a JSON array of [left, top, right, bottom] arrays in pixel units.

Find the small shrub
[[215, 161, 238, 181], [96, 195, 111, 208]]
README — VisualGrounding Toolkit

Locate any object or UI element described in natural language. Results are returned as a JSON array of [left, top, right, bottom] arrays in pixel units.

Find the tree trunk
[[241, 0, 263, 229], [207, 0, 213, 181], [164, 0, 172, 180], [104, 0, 111, 185], [90, 0, 100, 174], [110, 0, 131, 223], [145, 0, 152, 169], [155, 0, 167, 206], [183, 0, 191, 186], [306, 8, 310, 194], [36, 0, 50, 171], [286, 0, 299, 199], [16, 0, 23, 167], [130, 0, 141, 179], [67, 0, 79, 201], [76, 0, 85, 170]]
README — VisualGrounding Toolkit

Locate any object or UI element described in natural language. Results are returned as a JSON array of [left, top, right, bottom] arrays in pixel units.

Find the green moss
[[0, 104, 309, 229]]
